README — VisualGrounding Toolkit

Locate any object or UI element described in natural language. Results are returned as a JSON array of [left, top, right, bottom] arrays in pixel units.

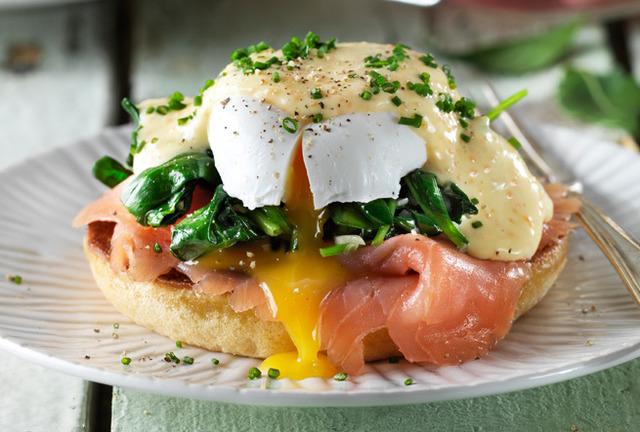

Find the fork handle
[[574, 194, 640, 305]]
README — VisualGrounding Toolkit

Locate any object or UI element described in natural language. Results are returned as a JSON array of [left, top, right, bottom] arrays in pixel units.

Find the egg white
[[207, 95, 427, 209]]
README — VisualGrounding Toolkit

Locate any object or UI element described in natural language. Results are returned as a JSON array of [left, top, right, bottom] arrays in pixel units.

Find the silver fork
[[482, 85, 640, 307]]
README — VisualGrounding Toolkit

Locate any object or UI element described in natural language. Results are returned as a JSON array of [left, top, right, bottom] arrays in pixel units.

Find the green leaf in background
[[457, 19, 580, 75], [558, 68, 640, 138]]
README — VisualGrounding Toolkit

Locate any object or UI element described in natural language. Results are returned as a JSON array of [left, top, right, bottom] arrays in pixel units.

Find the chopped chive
[[121, 357, 132, 365], [436, 93, 454, 112], [459, 118, 468, 128], [334, 372, 348, 381], [389, 356, 401, 364], [360, 90, 372, 100], [282, 117, 298, 133], [267, 368, 280, 379], [471, 198, 479, 205], [183, 356, 194, 365], [460, 134, 471, 143], [508, 137, 522, 150], [419, 53, 437, 68], [347, 73, 358, 78], [272, 71, 281, 83], [398, 114, 423, 128], [165, 352, 180, 364], [10, 275, 22, 285], [176, 340, 182, 348], [319, 243, 350, 257], [442, 64, 456, 89], [485, 89, 528, 122], [168, 91, 186, 111], [156, 105, 169, 115], [177, 116, 192, 126], [152, 243, 162, 253], [193, 95, 202, 106], [472, 221, 483, 229], [200, 79, 214, 93], [391, 96, 402, 106], [145, 107, 155, 114], [151, 137, 158, 143], [113, 323, 120, 329], [311, 88, 323, 99], [404, 378, 413, 386], [211, 358, 220, 366], [313, 113, 323, 123], [248, 367, 262, 380]]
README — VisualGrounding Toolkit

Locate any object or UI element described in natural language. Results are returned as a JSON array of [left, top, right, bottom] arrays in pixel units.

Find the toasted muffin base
[[83, 222, 568, 361]]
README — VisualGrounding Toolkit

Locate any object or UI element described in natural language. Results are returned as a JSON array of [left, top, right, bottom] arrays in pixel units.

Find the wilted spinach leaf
[[120, 153, 220, 227], [92, 156, 132, 188]]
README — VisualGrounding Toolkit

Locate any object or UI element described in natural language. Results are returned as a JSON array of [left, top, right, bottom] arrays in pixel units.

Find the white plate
[[1, 126, 640, 407]]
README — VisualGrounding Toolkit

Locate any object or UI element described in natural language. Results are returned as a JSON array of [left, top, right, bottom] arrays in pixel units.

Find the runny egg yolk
[[257, 142, 354, 380], [198, 140, 354, 380]]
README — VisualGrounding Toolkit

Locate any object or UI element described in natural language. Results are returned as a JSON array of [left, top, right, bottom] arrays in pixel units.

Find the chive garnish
[[313, 113, 323, 123], [348, 73, 358, 78], [156, 105, 169, 115], [398, 114, 423, 128], [460, 134, 471, 143], [485, 89, 528, 122], [334, 372, 348, 381], [145, 107, 155, 114], [183, 356, 194, 365], [176, 340, 182, 348], [168, 91, 186, 111], [267, 368, 280, 379], [472, 221, 483, 229], [360, 90, 372, 100], [282, 117, 298, 133], [121, 357, 132, 365], [404, 378, 413, 386], [436, 93, 454, 113], [471, 198, 479, 205], [319, 243, 350, 257], [508, 137, 522, 150], [419, 53, 437, 68], [113, 323, 120, 329], [311, 88, 323, 99], [193, 95, 202, 106], [177, 116, 192, 126], [248, 367, 262, 380], [391, 96, 402, 106], [442, 64, 456, 89], [211, 358, 220, 366], [153, 243, 162, 253], [272, 72, 281, 83], [165, 352, 180, 364], [9, 275, 22, 285]]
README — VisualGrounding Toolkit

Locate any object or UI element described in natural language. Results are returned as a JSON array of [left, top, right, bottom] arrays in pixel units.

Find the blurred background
[[1, 0, 639, 169]]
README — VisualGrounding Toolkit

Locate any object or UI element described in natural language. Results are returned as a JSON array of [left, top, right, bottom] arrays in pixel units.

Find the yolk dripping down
[[256, 142, 354, 380], [197, 140, 354, 380]]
